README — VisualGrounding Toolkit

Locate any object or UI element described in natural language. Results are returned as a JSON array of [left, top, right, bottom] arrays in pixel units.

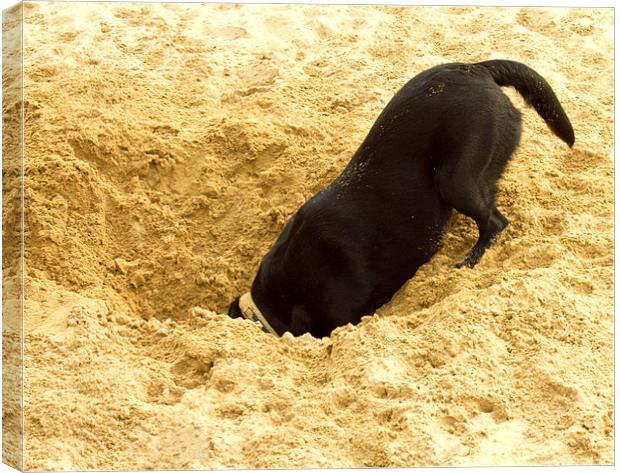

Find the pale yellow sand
[[12, 2, 614, 469]]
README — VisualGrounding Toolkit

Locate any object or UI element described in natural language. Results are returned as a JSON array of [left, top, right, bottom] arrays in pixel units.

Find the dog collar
[[238, 292, 278, 336]]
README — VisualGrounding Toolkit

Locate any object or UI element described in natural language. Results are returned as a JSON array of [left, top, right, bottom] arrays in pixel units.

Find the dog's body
[[228, 60, 574, 338]]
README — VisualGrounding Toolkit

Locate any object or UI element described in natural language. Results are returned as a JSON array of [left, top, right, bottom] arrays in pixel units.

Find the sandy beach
[[4, 2, 614, 469]]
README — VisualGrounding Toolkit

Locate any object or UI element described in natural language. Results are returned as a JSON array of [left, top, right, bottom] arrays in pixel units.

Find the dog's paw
[[454, 257, 476, 269]]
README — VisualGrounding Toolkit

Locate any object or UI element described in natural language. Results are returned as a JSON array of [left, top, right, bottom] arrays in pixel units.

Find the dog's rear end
[[430, 60, 574, 268], [478, 59, 574, 146]]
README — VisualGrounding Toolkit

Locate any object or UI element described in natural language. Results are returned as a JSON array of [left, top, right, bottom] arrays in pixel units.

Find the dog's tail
[[477, 59, 574, 147]]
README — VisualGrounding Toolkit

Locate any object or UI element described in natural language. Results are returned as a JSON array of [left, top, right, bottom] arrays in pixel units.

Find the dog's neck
[[238, 292, 278, 336]]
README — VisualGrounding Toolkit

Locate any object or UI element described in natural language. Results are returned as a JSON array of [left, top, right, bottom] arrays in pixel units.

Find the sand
[[2, 1, 614, 469]]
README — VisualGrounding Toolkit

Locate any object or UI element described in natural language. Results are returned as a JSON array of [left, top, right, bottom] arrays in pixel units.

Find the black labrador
[[228, 59, 574, 338]]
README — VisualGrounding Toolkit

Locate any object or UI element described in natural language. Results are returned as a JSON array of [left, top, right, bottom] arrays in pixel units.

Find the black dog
[[228, 60, 574, 338]]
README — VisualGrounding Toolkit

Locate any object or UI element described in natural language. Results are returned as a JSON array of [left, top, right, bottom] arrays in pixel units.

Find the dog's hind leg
[[456, 205, 508, 268], [434, 143, 510, 268]]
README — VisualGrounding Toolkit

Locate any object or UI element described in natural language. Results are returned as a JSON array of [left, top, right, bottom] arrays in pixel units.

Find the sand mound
[[6, 2, 613, 469]]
